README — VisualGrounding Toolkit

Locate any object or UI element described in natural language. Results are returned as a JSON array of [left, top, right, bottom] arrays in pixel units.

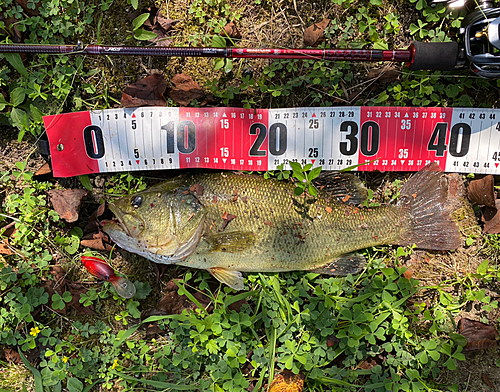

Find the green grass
[[1, 0, 500, 391]]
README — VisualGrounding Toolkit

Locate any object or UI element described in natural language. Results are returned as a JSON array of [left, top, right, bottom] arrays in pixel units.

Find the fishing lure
[[81, 256, 136, 299]]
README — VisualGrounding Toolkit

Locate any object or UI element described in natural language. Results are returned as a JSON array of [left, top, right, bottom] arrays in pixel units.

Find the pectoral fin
[[204, 231, 256, 252], [309, 253, 366, 275], [209, 267, 244, 290]]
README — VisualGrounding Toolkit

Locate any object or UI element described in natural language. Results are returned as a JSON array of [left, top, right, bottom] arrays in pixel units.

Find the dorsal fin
[[314, 172, 368, 205]]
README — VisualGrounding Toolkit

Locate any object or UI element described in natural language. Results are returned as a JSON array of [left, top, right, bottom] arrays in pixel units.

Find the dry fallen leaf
[[458, 318, 498, 351], [223, 21, 242, 39], [84, 203, 106, 234], [303, 18, 330, 47], [167, 73, 204, 106], [368, 65, 400, 85], [268, 370, 305, 392], [482, 372, 495, 388], [359, 358, 377, 370], [0, 239, 13, 255], [3, 347, 21, 364], [34, 162, 52, 176], [141, 279, 212, 318], [468, 175, 496, 208], [121, 73, 167, 107], [14, 0, 40, 16], [81, 238, 113, 251], [326, 335, 340, 348], [66, 282, 95, 316], [48, 189, 88, 223], [482, 200, 500, 234]]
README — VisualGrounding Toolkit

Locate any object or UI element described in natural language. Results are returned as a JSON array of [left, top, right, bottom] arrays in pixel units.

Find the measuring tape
[[43, 106, 500, 177]]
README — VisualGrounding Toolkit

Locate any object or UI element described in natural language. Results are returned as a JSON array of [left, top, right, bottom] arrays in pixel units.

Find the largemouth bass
[[103, 164, 460, 290]]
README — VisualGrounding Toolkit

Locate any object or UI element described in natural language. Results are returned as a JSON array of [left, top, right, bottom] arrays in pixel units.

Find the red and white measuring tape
[[43, 106, 500, 177]]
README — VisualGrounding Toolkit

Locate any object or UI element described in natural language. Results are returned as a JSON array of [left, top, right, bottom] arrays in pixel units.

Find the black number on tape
[[448, 123, 471, 157], [161, 122, 175, 154], [427, 122, 448, 157], [83, 125, 105, 159], [269, 123, 287, 156], [308, 147, 319, 158], [249, 123, 267, 156], [340, 121, 358, 156], [360, 121, 380, 156]]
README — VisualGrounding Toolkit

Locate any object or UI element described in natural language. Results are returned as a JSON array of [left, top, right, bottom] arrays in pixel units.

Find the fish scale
[[182, 173, 403, 272], [103, 164, 461, 290]]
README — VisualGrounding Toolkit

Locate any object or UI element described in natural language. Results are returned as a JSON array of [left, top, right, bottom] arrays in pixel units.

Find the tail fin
[[397, 163, 460, 250]]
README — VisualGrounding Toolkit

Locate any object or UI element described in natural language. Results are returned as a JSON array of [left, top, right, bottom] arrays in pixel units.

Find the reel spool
[[432, 0, 500, 77]]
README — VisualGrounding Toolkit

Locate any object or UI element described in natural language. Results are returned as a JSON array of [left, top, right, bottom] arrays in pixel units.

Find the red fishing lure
[[81, 256, 136, 299]]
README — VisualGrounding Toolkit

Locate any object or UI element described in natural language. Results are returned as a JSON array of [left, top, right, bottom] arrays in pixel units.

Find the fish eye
[[131, 195, 143, 208]]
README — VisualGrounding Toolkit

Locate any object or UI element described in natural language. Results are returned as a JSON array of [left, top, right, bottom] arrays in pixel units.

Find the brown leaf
[[482, 372, 495, 388], [48, 189, 88, 223], [223, 21, 242, 39], [151, 24, 173, 46], [14, 0, 40, 16], [167, 73, 204, 106], [368, 65, 400, 85], [4, 347, 21, 364], [303, 18, 330, 47], [0, 239, 13, 255], [268, 370, 305, 392], [145, 322, 163, 339], [34, 162, 52, 176], [66, 282, 94, 316], [50, 265, 66, 283], [458, 318, 498, 351], [81, 238, 113, 251], [326, 335, 340, 348], [468, 175, 496, 208], [150, 10, 178, 47], [482, 200, 500, 234], [84, 203, 106, 233], [142, 279, 211, 318], [155, 11, 178, 32], [121, 73, 167, 107], [359, 358, 377, 370], [403, 269, 413, 279], [0, 221, 15, 237], [0, 15, 23, 42]]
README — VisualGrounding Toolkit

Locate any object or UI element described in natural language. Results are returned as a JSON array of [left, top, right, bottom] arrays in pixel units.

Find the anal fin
[[209, 267, 245, 290], [309, 253, 366, 275]]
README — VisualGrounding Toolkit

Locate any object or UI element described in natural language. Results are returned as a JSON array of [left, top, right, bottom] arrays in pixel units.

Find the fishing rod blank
[[0, 41, 459, 71]]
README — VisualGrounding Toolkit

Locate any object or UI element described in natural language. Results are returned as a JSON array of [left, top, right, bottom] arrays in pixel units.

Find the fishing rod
[[0, 41, 459, 72], [0, 0, 499, 77]]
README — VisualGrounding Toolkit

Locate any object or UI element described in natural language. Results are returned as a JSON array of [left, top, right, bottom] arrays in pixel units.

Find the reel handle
[[408, 41, 460, 71]]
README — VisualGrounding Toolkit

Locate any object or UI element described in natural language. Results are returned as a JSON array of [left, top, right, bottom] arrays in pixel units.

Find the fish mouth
[[104, 204, 145, 238]]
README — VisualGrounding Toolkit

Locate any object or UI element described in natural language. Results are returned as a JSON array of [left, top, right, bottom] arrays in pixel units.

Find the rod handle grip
[[409, 41, 459, 71]]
